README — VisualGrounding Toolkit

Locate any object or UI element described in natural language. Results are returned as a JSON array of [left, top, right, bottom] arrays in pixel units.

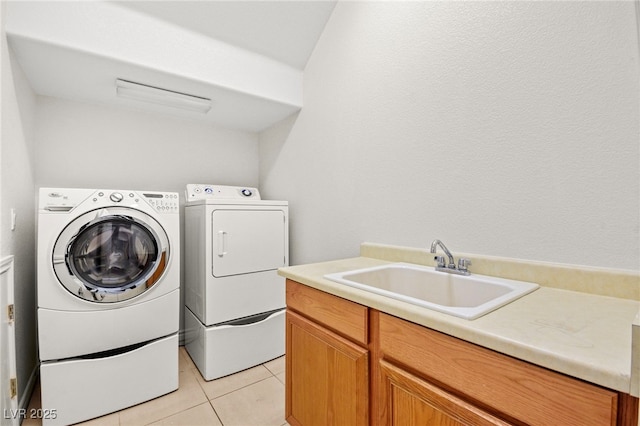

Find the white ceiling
[[112, 1, 337, 70], [5, 1, 337, 132]]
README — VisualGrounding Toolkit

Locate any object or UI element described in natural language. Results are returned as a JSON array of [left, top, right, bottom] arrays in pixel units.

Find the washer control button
[[241, 189, 252, 197], [110, 192, 124, 203]]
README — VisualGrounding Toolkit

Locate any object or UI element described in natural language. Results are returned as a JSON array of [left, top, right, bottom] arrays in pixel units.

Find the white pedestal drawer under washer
[[36, 187, 180, 425], [183, 184, 288, 380]]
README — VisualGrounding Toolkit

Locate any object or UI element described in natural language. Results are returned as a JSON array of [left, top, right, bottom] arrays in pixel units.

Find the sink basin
[[324, 263, 539, 320]]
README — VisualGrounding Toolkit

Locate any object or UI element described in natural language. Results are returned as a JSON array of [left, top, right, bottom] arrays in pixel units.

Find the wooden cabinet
[[285, 280, 369, 426], [285, 279, 639, 426], [379, 360, 512, 426], [376, 312, 627, 426]]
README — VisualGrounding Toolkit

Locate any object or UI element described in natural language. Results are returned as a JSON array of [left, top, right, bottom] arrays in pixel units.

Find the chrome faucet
[[429, 239, 471, 276]]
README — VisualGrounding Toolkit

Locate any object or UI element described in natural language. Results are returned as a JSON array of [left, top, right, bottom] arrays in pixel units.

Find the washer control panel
[[186, 184, 261, 202], [140, 192, 179, 213], [39, 188, 179, 213], [96, 191, 178, 213]]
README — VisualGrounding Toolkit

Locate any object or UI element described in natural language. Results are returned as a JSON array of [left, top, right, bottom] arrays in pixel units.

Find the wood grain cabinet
[[376, 312, 635, 426], [285, 279, 639, 426], [285, 279, 369, 426], [378, 359, 513, 426]]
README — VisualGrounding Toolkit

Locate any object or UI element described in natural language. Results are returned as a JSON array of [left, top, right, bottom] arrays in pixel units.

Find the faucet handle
[[457, 258, 472, 272], [434, 255, 446, 268]]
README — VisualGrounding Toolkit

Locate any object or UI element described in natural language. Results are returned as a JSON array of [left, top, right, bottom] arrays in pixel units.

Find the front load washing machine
[[183, 184, 288, 380], [37, 188, 180, 425]]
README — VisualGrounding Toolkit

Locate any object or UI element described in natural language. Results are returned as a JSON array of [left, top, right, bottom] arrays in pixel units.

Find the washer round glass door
[[53, 208, 170, 303]]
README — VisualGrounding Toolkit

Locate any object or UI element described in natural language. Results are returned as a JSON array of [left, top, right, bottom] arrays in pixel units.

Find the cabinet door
[[378, 312, 619, 426], [380, 360, 513, 426], [286, 311, 368, 426], [212, 209, 286, 277]]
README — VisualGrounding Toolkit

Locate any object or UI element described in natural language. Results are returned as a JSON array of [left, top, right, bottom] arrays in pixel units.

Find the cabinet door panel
[[286, 311, 368, 426], [379, 313, 618, 426], [380, 360, 513, 426]]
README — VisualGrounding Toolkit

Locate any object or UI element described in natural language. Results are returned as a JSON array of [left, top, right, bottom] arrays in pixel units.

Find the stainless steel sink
[[324, 263, 539, 320]]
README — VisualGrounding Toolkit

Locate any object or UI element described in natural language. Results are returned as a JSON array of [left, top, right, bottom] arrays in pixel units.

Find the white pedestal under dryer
[[183, 184, 288, 380]]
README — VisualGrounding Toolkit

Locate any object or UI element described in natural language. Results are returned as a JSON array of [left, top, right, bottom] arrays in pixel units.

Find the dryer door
[[212, 209, 286, 277], [53, 208, 170, 303]]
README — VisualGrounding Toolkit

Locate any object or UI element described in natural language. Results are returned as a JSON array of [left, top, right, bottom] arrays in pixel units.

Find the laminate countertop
[[278, 243, 640, 395]]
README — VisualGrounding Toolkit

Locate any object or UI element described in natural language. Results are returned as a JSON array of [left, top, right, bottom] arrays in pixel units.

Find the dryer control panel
[[186, 184, 261, 202]]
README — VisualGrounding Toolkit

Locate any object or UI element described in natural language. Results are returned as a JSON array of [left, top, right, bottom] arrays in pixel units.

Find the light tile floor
[[24, 347, 287, 426]]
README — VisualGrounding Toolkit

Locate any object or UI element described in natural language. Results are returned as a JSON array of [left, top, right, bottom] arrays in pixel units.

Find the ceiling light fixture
[[115, 79, 212, 113]]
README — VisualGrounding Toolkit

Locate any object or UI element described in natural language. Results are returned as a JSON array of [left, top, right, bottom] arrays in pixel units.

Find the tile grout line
[[208, 374, 278, 402], [207, 400, 224, 426]]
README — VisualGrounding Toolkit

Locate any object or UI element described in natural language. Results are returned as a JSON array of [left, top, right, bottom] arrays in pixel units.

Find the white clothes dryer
[[37, 188, 180, 425], [183, 184, 288, 380]]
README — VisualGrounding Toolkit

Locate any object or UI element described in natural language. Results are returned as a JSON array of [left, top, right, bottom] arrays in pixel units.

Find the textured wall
[[35, 97, 259, 192], [1, 9, 38, 407], [260, 1, 640, 270]]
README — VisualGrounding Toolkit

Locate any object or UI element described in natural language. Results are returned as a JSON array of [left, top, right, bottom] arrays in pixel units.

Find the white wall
[[260, 1, 640, 271], [35, 97, 259, 191], [1, 1, 38, 407]]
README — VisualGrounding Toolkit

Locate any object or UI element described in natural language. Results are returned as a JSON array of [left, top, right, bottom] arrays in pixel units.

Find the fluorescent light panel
[[115, 79, 212, 113]]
